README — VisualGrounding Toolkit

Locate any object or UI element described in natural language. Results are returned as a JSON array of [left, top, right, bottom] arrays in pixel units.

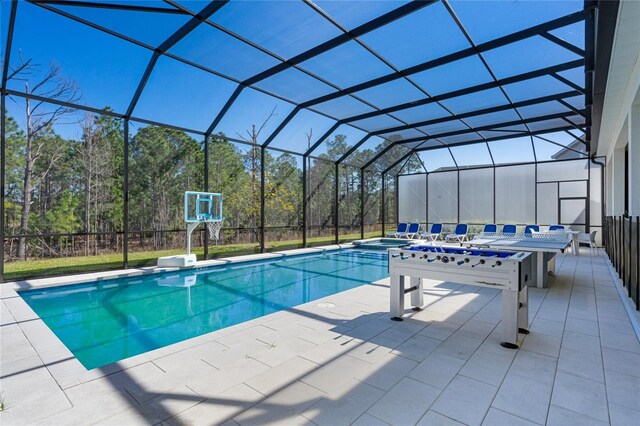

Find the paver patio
[[1, 248, 639, 425]]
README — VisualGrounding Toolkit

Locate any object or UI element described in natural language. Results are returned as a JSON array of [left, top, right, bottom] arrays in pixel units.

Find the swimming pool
[[20, 250, 389, 370]]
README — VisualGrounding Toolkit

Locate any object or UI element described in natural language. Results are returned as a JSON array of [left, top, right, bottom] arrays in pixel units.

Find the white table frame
[[466, 238, 570, 288], [388, 248, 533, 348]]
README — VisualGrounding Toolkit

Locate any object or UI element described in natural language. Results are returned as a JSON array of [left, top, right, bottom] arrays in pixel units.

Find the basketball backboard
[[185, 191, 223, 223]]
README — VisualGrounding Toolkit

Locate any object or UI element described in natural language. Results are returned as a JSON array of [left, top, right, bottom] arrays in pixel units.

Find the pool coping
[[0, 243, 367, 389]]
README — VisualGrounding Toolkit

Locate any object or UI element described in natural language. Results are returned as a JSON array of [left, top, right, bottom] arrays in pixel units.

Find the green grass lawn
[[4, 231, 382, 281]]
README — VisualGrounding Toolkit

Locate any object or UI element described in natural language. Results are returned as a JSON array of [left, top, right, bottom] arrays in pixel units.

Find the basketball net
[[206, 220, 223, 243]]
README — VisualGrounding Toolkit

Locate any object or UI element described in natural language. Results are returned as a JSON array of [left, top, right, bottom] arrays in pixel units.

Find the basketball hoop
[[184, 191, 224, 254], [206, 219, 223, 243], [158, 191, 224, 267]]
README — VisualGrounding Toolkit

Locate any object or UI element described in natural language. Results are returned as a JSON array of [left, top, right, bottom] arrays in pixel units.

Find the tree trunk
[[17, 93, 34, 260], [17, 168, 32, 260], [250, 128, 258, 244], [85, 140, 91, 257]]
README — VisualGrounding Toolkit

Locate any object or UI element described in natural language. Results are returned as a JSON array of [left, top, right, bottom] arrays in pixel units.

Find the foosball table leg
[[547, 253, 556, 276], [390, 274, 405, 321], [410, 277, 424, 311], [500, 289, 520, 349], [534, 252, 549, 288], [517, 286, 529, 335]]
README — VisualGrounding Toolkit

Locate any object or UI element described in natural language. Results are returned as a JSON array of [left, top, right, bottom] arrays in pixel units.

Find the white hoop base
[[158, 254, 197, 268]]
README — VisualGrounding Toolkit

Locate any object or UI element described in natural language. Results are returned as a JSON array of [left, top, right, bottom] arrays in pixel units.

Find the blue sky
[[1, 0, 586, 166]]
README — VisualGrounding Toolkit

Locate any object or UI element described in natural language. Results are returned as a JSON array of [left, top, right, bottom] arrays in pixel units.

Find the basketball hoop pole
[[184, 191, 223, 255], [159, 191, 222, 268], [186, 222, 200, 255]]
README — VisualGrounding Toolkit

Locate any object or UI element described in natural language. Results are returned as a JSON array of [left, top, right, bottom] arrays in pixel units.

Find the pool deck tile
[[300, 379, 385, 426], [417, 410, 466, 425], [164, 383, 264, 426], [482, 407, 540, 426], [430, 375, 498, 426], [608, 403, 640, 426], [2, 248, 640, 425], [366, 377, 441, 425]]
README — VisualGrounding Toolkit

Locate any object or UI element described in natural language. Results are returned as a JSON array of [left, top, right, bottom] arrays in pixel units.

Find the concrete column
[[629, 103, 640, 216], [611, 147, 626, 215]]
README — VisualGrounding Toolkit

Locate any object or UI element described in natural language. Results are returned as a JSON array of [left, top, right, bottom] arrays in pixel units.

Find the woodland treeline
[[2, 58, 418, 261]]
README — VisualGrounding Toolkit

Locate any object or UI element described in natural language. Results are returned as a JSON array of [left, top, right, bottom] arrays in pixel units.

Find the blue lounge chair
[[549, 225, 565, 231], [386, 223, 407, 237], [483, 224, 497, 233], [420, 223, 442, 241], [445, 224, 468, 243], [502, 224, 517, 234], [524, 225, 540, 234], [401, 223, 421, 239]]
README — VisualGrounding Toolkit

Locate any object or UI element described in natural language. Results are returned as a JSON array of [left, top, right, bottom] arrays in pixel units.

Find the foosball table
[[388, 245, 534, 348]]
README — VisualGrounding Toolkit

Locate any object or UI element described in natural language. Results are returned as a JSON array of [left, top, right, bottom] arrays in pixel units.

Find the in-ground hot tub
[[352, 237, 415, 250]]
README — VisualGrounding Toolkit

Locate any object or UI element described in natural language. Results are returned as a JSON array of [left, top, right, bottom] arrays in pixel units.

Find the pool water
[[20, 250, 389, 369]]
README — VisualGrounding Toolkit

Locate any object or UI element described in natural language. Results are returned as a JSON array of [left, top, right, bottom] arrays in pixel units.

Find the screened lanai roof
[[1, 0, 594, 172]]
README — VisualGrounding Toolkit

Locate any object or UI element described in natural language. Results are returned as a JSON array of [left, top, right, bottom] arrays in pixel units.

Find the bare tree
[[235, 106, 278, 244], [305, 128, 313, 152], [8, 52, 80, 259], [80, 114, 114, 255], [305, 128, 313, 231]]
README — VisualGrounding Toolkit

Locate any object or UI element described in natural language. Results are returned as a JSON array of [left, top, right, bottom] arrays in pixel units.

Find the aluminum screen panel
[[489, 137, 536, 164], [360, 2, 470, 69], [210, 0, 342, 59], [300, 41, 393, 88], [133, 56, 238, 131], [559, 181, 588, 198], [390, 103, 451, 125], [353, 79, 425, 109], [450, 144, 493, 168], [410, 56, 494, 96], [482, 36, 583, 80], [517, 102, 572, 120], [503, 76, 576, 103], [7, 1, 154, 113], [312, 96, 376, 118], [254, 67, 335, 104], [537, 182, 559, 225], [448, 0, 583, 44], [419, 149, 457, 172], [459, 168, 494, 224], [50, 1, 189, 47], [269, 109, 337, 152], [170, 24, 281, 81], [557, 66, 586, 87], [378, 129, 428, 142], [315, 0, 410, 30], [351, 115, 406, 133], [398, 174, 427, 224], [428, 171, 458, 224], [560, 199, 586, 225], [3, 0, 591, 160], [309, 125, 369, 159], [495, 164, 536, 224], [213, 88, 296, 142], [438, 88, 510, 115]]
